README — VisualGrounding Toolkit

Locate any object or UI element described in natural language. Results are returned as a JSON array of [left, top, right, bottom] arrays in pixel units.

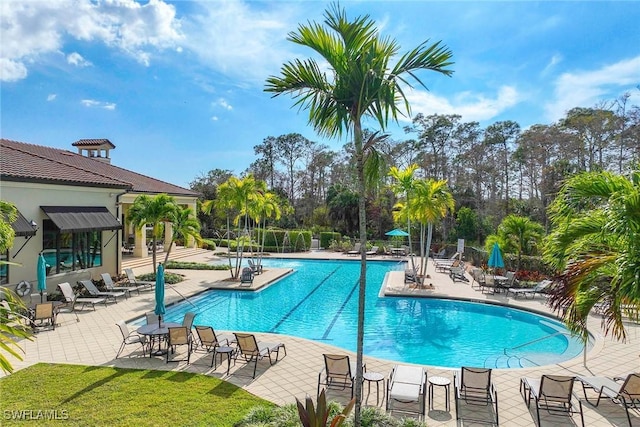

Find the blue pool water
[[147, 258, 585, 368]]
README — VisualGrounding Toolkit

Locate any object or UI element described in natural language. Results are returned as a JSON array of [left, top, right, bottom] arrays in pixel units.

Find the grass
[[0, 363, 274, 426]]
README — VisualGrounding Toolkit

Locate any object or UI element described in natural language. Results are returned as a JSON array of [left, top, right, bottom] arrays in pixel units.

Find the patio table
[[136, 322, 181, 356]]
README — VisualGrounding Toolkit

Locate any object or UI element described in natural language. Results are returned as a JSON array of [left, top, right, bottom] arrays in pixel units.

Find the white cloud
[[545, 55, 640, 121], [47, 94, 57, 101], [0, 0, 183, 81], [81, 99, 116, 110], [67, 52, 92, 67], [405, 86, 520, 122], [182, 1, 300, 83], [211, 116, 219, 122], [215, 98, 233, 110], [541, 53, 563, 76]]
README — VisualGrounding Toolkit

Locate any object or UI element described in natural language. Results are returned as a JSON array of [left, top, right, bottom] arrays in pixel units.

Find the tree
[[275, 133, 312, 204], [0, 200, 32, 373], [410, 179, 455, 278], [265, 4, 453, 422], [127, 194, 177, 273], [389, 164, 419, 271], [496, 214, 544, 270], [543, 169, 640, 341], [253, 136, 278, 189], [163, 205, 203, 264]]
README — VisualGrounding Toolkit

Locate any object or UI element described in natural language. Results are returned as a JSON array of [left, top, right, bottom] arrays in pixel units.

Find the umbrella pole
[[158, 315, 161, 328], [40, 290, 44, 303]]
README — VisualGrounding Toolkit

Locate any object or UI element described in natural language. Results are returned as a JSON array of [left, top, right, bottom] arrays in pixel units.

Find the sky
[[2, 1, 639, 190]]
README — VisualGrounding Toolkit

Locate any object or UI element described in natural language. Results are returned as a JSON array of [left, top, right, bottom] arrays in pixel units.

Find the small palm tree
[[127, 194, 177, 272], [265, 4, 453, 421], [497, 214, 544, 270], [163, 206, 203, 264], [389, 164, 419, 271], [543, 168, 640, 341]]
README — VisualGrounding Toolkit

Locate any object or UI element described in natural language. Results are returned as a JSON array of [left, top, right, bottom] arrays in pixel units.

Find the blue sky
[[2, 1, 639, 189]]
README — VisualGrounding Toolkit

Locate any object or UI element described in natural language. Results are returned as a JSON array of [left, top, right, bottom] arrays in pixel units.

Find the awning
[[41, 206, 122, 233], [4, 209, 37, 236]]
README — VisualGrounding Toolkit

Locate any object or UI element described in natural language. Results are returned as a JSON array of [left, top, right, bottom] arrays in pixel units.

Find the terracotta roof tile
[[72, 138, 116, 148], [1, 138, 198, 197]]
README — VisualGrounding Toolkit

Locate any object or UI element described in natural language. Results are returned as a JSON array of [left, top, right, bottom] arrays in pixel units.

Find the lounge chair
[[57, 282, 106, 310], [233, 332, 286, 378], [578, 373, 640, 427], [240, 267, 254, 286], [248, 259, 263, 275], [115, 320, 147, 358], [366, 246, 379, 256], [182, 311, 196, 331], [454, 367, 499, 425], [347, 242, 361, 256], [386, 364, 427, 417], [450, 263, 469, 283], [508, 279, 553, 299], [317, 354, 362, 398], [434, 255, 461, 273], [166, 326, 192, 364], [31, 302, 56, 331], [124, 268, 155, 290], [194, 325, 235, 367], [520, 375, 584, 427], [404, 265, 419, 284], [101, 272, 141, 296], [79, 279, 126, 303]]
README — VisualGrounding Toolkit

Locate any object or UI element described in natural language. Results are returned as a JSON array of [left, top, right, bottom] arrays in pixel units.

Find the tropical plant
[[409, 179, 455, 277], [127, 194, 177, 272], [296, 389, 354, 427], [265, 4, 453, 423], [163, 205, 204, 264], [543, 168, 640, 341], [389, 164, 419, 272], [496, 214, 545, 270], [250, 191, 282, 268], [0, 200, 32, 373]]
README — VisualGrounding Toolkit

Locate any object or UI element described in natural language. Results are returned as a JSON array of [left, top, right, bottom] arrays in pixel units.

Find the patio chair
[[240, 267, 254, 286], [233, 332, 286, 378], [386, 364, 427, 417], [31, 302, 56, 331], [194, 325, 236, 367], [317, 354, 362, 398], [454, 367, 499, 425], [57, 282, 106, 311], [79, 279, 126, 303], [366, 246, 379, 256], [347, 242, 361, 256], [166, 326, 192, 364], [508, 280, 553, 299], [101, 272, 141, 296], [520, 375, 584, 427], [504, 271, 518, 287], [404, 265, 418, 284], [578, 373, 640, 427], [450, 263, 469, 283], [124, 268, 155, 290], [115, 320, 147, 358], [248, 259, 263, 275]]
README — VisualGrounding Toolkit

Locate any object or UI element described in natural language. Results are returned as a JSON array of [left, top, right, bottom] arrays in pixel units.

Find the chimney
[[71, 139, 115, 164]]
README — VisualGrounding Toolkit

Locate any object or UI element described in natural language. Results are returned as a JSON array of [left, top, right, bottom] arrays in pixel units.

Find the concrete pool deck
[[4, 248, 639, 426]]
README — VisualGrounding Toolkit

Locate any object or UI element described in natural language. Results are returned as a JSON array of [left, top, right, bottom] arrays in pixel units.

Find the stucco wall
[[1, 181, 122, 296]]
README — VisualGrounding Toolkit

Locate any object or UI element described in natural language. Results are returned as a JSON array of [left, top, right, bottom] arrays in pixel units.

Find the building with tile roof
[[0, 138, 200, 292]]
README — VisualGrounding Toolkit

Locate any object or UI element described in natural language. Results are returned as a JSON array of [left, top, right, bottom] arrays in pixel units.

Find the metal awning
[[41, 206, 122, 233], [9, 210, 38, 236]]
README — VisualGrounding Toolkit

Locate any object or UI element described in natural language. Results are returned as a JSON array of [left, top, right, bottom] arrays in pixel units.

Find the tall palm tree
[[163, 206, 203, 264], [251, 191, 282, 267], [543, 169, 640, 341], [127, 194, 177, 272], [410, 179, 455, 278], [265, 4, 453, 420], [389, 164, 419, 272]]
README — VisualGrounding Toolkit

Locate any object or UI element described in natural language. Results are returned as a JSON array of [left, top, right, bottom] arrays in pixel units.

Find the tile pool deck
[[4, 249, 639, 426]]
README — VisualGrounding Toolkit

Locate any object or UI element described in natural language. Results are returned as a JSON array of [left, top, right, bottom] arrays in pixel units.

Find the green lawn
[[0, 363, 274, 426]]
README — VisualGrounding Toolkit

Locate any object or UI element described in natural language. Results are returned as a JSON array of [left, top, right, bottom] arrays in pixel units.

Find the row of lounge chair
[[347, 243, 380, 256]]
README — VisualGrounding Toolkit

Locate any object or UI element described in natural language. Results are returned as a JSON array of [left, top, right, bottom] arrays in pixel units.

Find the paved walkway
[[5, 249, 639, 426]]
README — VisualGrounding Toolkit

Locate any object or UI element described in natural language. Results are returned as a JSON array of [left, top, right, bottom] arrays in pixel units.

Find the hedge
[[320, 232, 341, 249]]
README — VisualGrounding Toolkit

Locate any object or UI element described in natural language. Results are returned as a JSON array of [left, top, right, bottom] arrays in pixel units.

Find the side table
[[214, 346, 236, 375], [362, 371, 385, 405], [428, 376, 451, 411]]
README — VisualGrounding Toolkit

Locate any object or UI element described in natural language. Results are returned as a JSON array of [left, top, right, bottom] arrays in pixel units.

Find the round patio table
[[136, 322, 181, 356]]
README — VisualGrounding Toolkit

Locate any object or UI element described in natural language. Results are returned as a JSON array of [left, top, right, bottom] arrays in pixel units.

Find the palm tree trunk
[[424, 222, 434, 277], [354, 120, 366, 426]]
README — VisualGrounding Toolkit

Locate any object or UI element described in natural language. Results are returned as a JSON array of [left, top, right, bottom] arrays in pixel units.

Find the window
[[0, 251, 8, 284], [42, 220, 102, 275]]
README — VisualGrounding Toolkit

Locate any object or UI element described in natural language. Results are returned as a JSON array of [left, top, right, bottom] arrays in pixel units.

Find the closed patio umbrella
[[37, 253, 47, 303], [154, 263, 166, 328], [488, 242, 505, 271]]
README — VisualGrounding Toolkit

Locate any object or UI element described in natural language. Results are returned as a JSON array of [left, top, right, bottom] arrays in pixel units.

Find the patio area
[[5, 248, 639, 426]]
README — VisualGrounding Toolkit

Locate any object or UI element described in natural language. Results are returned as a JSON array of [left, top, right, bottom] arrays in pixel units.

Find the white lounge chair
[[124, 268, 155, 290], [57, 282, 106, 311], [347, 242, 361, 256], [366, 246, 379, 256], [386, 364, 427, 417], [79, 279, 126, 303], [101, 272, 141, 296]]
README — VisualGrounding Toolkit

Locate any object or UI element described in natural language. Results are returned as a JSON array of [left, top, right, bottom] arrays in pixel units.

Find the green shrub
[[165, 261, 230, 270], [320, 232, 341, 249], [137, 271, 183, 284]]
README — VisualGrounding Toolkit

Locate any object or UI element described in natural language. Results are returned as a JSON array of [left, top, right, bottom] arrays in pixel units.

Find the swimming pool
[[150, 258, 586, 368]]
